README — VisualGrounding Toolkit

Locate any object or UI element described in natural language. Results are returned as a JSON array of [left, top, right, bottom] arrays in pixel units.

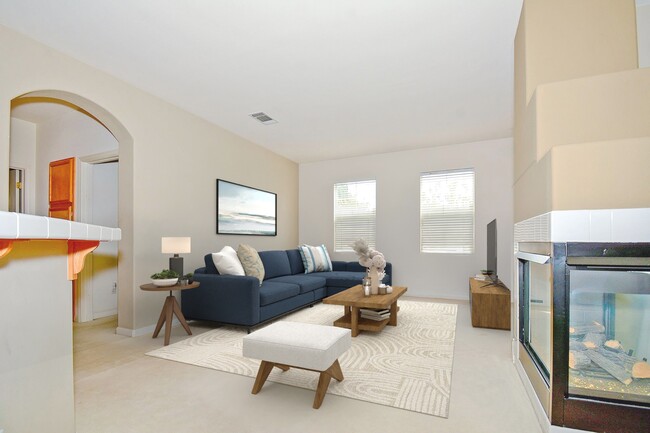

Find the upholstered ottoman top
[[243, 321, 351, 372]]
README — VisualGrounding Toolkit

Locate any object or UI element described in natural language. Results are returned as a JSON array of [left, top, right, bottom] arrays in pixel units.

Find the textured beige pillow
[[237, 244, 265, 285]]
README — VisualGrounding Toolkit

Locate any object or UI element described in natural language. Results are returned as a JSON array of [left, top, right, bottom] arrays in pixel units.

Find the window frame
[[419, 168, 475, 254], [333, 179, 377, 252]]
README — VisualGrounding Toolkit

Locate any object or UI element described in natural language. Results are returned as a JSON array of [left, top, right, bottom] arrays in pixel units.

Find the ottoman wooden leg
[[251, 361, 275, 394], [329, 359, 344, 382], [313, 371, 332, 409], [313, 359, 344, 409]]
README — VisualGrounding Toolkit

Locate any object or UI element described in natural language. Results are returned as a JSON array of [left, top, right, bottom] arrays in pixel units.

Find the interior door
[[49, 157, 75, 220]]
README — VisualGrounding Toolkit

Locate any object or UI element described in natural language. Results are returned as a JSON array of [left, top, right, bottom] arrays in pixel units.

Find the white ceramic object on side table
[[151, 278, 178, 287]]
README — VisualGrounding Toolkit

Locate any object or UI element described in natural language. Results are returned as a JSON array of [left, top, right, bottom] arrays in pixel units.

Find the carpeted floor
[[147, 300, 457, 417]]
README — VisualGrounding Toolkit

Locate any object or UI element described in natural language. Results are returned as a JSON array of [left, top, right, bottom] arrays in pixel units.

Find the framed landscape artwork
[[216, 179, 277, 236]]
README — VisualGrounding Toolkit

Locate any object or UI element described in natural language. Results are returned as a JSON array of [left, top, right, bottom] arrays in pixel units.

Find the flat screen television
[[486, 218, 497, 282]]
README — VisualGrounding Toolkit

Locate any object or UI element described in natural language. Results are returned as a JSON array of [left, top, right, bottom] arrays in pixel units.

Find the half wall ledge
[[0, 211, 121, 280]]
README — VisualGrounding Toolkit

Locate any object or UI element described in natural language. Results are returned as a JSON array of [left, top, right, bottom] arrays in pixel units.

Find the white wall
[[8, 117, 36, 213], [34, 107, 118, 216], [638, 4, 650, 68], [299, 138, 514, 300]]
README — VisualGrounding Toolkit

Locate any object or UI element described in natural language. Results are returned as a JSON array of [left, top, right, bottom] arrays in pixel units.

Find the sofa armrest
[[181, 273, 261, 326]]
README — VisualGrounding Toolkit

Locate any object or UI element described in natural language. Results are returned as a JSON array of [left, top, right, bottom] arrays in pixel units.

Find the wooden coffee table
[[323, 285, 407, 337]]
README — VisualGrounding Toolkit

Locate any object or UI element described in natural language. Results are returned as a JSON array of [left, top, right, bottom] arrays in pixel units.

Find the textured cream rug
[[147, 300, 457, 417]]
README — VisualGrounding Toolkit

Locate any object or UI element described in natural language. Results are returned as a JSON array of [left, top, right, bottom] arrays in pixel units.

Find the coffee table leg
[[389, 302, 398, 326], [350, 306, 360, 337]]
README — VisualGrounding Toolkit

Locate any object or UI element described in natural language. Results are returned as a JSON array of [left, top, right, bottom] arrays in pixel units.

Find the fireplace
[[518, 242, 650, 433]]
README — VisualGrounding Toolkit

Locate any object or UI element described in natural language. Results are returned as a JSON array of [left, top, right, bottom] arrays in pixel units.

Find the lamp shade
[[161, 237, 191, 254]]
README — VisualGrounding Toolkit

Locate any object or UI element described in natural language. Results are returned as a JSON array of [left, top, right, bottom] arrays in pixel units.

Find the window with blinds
[[420, 168, 475, 254], [334, 180, 376, 252]]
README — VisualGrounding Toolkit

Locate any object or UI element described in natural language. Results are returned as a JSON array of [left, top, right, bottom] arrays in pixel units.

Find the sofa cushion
[[308, 271, 366, 288], [237, 244, 265, 285], [286, 249, 305, 275], [267, 275, 326, 293], [212, 246, 245, 276], [299, 244, 333, 273], [259, 281, 301, 306], [258, 250, 292, 279]]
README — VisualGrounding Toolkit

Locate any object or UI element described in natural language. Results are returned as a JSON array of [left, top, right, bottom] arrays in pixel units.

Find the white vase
[[369, 266, 380, 295]]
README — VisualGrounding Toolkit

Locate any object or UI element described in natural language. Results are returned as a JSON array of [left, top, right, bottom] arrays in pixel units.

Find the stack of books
[[360, 308, 390, 321]]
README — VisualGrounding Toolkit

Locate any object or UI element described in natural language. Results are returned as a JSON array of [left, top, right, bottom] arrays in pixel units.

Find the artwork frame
[[216, 179, 277, 236]]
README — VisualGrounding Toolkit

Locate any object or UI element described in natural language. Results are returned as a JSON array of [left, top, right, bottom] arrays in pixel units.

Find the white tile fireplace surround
[[515, 208, 650, 244]]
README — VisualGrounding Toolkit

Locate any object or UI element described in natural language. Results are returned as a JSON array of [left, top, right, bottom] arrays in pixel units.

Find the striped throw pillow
[[299, 244, 333, 273]]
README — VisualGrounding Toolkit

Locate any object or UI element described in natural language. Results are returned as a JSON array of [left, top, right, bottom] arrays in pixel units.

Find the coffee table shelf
[[323, 285, 407, 337], [333, 312, 390, 333]]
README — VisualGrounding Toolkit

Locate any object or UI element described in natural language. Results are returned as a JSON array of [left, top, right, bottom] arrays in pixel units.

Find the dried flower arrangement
[[352, 239, 386, 284]]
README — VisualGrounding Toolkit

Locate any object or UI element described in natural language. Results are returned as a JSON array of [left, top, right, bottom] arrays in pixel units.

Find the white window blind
[[420, 168, 475, 254], [334, 180, 376, 252]]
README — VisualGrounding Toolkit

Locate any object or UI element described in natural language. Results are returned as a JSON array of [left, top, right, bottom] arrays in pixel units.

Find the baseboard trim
[[116, 318, 180, 337]]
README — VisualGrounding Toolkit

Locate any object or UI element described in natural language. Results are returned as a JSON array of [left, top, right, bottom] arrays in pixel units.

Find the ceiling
[[0, 0, 526, 163]]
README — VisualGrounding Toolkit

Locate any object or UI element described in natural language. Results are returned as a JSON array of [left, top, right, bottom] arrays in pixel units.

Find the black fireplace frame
[[551, 242, 650, 433]]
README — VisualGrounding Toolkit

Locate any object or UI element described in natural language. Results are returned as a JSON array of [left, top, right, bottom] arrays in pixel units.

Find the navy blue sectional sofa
[[181, 248, 392, 329]]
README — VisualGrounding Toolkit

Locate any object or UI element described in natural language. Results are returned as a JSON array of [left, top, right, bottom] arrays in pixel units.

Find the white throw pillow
[[212, 246, 245, 276]]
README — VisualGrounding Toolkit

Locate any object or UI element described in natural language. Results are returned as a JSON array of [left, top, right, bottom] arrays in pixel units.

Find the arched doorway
[[8, 90, 133, 327]]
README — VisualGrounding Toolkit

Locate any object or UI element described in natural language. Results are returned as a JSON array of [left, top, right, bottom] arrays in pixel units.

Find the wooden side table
[[469, 277, 510, 330], [139, 281, 199, 345]]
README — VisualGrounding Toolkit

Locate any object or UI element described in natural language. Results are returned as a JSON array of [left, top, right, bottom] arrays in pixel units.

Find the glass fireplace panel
[[528, 261, 552, 378], [568, 270, 650, 405]]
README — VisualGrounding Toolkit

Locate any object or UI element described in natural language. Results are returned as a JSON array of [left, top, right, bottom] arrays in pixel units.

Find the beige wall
[[513, 151, 552, 223], [0, 241, 75, 433], [536, 68, 650, 155], [514, 0, 639, 181], [551, 137, 650, 211], [0, 24, 299, 331], [514, 0, 648, 222], [520, 0, 637, 106]]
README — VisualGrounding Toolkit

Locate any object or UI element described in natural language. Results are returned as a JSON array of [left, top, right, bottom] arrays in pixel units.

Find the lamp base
[[169, 256, 184, 277]]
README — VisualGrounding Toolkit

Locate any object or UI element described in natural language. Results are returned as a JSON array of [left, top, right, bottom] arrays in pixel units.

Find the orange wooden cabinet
[[49, 157, 75, 220]]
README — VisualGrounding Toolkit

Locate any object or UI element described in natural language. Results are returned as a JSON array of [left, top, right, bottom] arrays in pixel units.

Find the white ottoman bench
[[242, 321, 351, 408]]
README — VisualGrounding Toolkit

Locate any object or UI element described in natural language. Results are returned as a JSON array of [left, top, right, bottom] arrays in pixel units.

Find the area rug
[[146, 300, 457, 418]]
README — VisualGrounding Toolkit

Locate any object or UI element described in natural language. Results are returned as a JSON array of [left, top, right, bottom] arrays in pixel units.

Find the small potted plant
[[150, 269, 179, 287], [179, 272, 193, 286]]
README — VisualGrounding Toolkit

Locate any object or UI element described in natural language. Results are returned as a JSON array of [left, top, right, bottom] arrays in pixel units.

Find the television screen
[[487, 219, 497, 282]]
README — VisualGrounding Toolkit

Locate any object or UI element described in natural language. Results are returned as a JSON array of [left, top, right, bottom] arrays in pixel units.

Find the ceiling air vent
[[249, 112, 278, 125]]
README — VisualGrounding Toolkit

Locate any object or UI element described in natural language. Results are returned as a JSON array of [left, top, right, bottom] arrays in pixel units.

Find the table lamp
[[161, 237, 191, 277]]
